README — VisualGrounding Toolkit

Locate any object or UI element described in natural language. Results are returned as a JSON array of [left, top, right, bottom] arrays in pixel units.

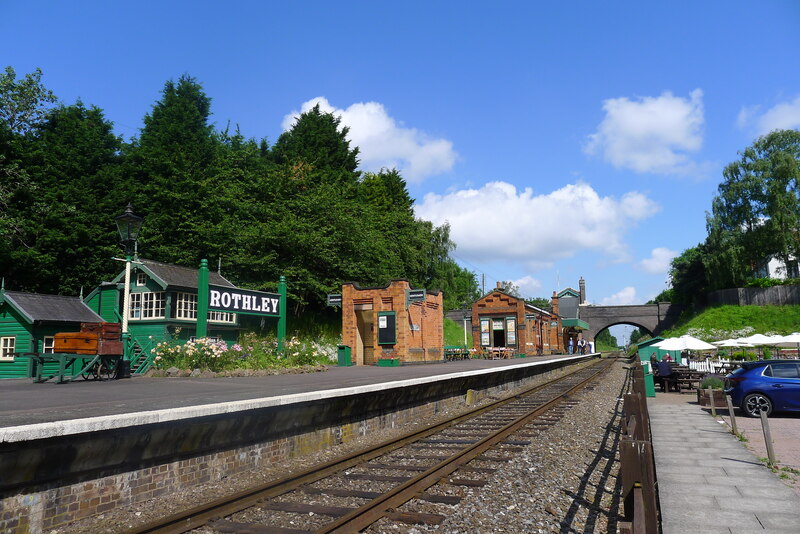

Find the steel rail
[[320, 358, 614, 533], [126, 356, 608, 534]]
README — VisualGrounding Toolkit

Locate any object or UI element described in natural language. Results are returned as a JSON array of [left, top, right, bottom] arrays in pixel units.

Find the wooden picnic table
[[444, 346, 470, 361], [488, 347, 514, 359], [672, 367, 706, 393], [13, 352, 119, 383]]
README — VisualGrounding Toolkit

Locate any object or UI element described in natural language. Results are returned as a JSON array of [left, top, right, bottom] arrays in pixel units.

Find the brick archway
[[580, 302, 682, 344]]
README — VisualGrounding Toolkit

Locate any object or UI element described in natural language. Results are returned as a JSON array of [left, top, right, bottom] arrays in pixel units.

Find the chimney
[[579, 277, 586, 305], [551, 290, 559, 316], [496, 281, 502, 289]]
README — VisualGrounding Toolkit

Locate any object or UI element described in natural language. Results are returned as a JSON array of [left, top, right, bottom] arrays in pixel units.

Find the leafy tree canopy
[[0, 67, 57, 135]]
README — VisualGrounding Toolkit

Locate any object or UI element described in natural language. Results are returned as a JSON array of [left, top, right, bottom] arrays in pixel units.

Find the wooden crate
[[54, 332, 98, 355]]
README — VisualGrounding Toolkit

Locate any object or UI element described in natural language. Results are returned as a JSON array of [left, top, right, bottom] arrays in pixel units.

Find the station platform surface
[[649, 391, 800, 533], [0, 353, 586, 433]]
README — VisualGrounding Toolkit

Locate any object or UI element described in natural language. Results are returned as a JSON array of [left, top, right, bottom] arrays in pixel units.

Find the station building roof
[[0, 290, 104, 325]]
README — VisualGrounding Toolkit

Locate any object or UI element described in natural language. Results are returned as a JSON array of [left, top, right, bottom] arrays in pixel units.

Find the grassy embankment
[[444, 318, 473, 347], [660, 304, 800, 339]]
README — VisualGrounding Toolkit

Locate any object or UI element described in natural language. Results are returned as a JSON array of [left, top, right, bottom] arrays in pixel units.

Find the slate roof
[[123, 259, 236, 290], [1, 291, 105, 324]]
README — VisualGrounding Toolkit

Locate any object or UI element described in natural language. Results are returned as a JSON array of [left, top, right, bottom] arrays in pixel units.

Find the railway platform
[[649, 392, 800, 533], [2, 353, 599, 533], [0, 353, 585, 431]]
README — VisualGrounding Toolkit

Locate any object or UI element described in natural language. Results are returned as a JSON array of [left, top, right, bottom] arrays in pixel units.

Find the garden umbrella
[[771, 332, 800, 357], [712, 339, 754, 348], [738, 333, 781, 346], [653, 335, 717, 351]]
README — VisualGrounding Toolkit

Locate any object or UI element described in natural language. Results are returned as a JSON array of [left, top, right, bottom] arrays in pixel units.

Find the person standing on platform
[[577, 338, 587, 355], [568, 337, 574, 354]]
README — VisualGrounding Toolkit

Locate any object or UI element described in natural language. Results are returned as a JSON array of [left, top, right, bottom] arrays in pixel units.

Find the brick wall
[[341, 280, 443, 364], [0, 361, 572, 533]]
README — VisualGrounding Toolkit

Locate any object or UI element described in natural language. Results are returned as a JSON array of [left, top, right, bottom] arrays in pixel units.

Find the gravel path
[[55, 359, 626, 533]]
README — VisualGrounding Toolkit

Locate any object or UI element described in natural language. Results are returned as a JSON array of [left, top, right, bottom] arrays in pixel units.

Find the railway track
[[128, 357, 615, 534]]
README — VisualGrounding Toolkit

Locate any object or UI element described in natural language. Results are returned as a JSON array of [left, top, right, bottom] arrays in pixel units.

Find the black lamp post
[[115, 203, 143, 378], [115, 203, 144, 257]]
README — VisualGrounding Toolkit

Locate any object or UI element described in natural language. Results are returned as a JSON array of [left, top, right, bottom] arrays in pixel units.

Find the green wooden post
[[278, 275, 287, 352], [197, 259, 209, 338]]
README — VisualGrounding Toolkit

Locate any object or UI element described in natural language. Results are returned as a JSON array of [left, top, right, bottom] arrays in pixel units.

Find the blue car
[[725, 360, 800, 417]]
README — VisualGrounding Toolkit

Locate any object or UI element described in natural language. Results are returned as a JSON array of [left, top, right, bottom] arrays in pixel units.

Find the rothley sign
[[209, 284, 281, 317]]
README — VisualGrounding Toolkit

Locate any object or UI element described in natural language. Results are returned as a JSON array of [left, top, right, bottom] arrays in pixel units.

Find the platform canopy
[[561, 318, 590, 330]]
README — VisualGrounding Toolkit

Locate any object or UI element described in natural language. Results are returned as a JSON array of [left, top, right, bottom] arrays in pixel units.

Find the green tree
[[131, 75, 219, 264], [497, 281, 520, 296], [705, 129, 800, 289], [4, 102, 123, 293], [595, 329, 618, 350], [270, 103, 359, 184], [0, 66, 57, 135], [667, 245, 709, 307]]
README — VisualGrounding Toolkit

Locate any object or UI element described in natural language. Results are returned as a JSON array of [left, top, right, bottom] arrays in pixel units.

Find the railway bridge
[[580, 302, 683, 343]]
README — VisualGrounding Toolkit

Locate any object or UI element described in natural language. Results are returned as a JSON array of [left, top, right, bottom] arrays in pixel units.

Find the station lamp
[[115, 203, 144, 378]]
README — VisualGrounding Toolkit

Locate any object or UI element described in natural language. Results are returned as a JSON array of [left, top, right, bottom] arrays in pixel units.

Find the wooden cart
[[15, 322, 122, 383]]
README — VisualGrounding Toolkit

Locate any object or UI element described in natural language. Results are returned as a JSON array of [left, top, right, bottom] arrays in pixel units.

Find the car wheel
[[742, 393, 773, 417]]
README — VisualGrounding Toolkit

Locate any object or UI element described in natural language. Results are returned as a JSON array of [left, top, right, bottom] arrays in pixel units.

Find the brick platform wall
[[0, 360, 578, 533]]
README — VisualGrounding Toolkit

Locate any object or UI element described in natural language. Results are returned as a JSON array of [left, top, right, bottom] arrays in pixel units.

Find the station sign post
[[197, 260, 287, 351]]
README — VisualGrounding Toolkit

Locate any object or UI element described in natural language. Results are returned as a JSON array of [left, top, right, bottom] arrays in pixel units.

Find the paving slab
[[649, 391, 800, 533]]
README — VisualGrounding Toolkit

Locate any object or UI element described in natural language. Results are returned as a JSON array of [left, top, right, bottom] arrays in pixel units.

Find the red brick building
[[472, 285, 562, 355], [341, 280, 443, 365]]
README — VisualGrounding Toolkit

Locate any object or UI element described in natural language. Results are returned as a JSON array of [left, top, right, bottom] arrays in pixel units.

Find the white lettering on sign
[[208, 285, 281, 316]]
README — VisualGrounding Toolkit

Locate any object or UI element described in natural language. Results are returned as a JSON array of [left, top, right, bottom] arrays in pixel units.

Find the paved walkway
[[649, 393, 800, 533]]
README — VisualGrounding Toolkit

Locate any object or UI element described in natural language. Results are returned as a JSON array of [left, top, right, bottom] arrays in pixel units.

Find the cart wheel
[[99, 358, 117, 380], [82, 361, 100, 380]]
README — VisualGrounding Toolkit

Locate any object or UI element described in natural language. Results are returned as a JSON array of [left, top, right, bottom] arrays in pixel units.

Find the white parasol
[[652, 335, 717, 351]]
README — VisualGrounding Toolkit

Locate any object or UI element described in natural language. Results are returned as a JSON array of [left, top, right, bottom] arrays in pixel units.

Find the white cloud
[[282, 97, 457, 182], [414, 181, 658, 266], [738, 96, 800, 134], [513, 275, 542, 298], [638, 247, 678, 275], [600, 287, 637, 306], [585, 89, 705, 175]]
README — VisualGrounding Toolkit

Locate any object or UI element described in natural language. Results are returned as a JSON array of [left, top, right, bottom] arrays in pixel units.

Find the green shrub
[[730, 350, 757, 361], [700, 377, 725, 390]]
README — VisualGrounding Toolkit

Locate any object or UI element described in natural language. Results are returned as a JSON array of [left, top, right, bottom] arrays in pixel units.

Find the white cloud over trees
[[737, 96, 800, 135], [282, 97, 457, 182], [638, 247, 678, 274], [414, 181, 658, 267], [585, 89, 705, 175]]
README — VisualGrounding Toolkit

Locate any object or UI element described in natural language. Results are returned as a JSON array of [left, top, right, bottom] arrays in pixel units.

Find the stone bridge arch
[[580, 302, 682, 343]]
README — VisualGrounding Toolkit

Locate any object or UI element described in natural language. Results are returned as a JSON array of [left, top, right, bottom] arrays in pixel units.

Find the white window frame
[[208, 309, 236, 324], [136, 272, 147, 286], [176, 292, 198, 320], [0, 337, 15, 362], [129, 291, 165, 319], [42, 336, 55, 354]]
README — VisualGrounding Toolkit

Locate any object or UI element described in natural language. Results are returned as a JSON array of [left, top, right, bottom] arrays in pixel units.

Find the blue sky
[[5, 1, 800, 342]]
